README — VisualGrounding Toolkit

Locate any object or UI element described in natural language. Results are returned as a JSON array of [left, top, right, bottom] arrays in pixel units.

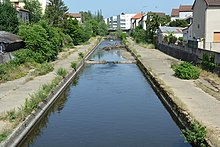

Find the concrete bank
[[1, 38, 102, 147], [126, 37, 220, 146]]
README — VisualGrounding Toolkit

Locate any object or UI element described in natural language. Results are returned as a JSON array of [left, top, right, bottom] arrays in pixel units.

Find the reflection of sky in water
[[91, 40, 126, 61]]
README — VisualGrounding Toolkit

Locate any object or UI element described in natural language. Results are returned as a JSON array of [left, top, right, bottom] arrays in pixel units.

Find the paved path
[[127, 37, 220, 146], [0, 38, 99, 133]]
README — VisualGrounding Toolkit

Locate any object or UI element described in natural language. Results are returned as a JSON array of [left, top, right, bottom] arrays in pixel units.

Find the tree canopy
[[44, 0, 69, 27], [0, 0, 19, 33], [169, 19, 189, 27], [24, 0, 42, 23]]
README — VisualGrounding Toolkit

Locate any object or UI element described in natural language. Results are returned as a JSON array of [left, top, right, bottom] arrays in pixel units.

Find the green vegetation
[[164, 33, 178, 44], [71, 62, 77, 70], [0, 0, 19, 33], [169, 19, 188, 27], [201, 53, 216, 72], [24, 0, 42, 23], [131, 26, 147, 43], [181, 121, 207, 146], [0, 132, 9, 142], [172, 62, 201, 80], [56, 68, 68, 78], [78, 52, 84, 59], [32, 63, 54, 76], [44, 0, 68, 27]]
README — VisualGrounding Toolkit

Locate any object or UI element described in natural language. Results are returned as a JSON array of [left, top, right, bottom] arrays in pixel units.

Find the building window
[[214, 32, 220, 42], [198, 24, 200, 29]]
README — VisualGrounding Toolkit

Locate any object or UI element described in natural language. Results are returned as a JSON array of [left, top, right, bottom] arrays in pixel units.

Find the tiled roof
[[205, 0, 220, 6], [148, 12, 166, 17], [179, 5, 193, 12], [66, 13, 82, 18], [131, 13, 144, 19], [159, 26, 184, 34], [171, 9, 179, 17]]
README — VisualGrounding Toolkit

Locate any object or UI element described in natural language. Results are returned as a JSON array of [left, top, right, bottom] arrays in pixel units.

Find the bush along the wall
[[181, 121, 207, 147], [172, 62, 201, 80], [201, 53, 216, 72]]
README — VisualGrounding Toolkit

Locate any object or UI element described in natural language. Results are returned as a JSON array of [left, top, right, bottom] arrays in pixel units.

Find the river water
[[20, 40, 190, 147]]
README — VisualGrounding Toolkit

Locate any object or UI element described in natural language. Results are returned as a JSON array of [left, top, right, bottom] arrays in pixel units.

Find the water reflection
[[19, 88, 70, 147]]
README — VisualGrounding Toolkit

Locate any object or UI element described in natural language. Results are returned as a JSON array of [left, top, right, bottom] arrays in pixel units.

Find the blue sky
[[63, 0, 194, 18]]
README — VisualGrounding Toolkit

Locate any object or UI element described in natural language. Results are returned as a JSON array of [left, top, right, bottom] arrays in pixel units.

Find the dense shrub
[[181, 121, 206, 146], [172, 62, 201, 80], [201, 53, 216, 72], [18, 21, 63, 63]]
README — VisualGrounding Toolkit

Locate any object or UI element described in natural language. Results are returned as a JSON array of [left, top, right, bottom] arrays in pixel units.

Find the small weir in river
[[20, 40, 190, 147]]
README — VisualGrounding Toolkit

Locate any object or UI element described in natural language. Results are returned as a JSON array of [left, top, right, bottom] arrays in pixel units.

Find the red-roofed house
[[131, 13, 144, 29], [171, 5, 193, 20], [66, 13, 82, 23]]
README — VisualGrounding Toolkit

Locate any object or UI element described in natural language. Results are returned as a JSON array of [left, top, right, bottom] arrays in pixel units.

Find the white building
[[117, 13, 135, 30], [171, 5, 193, 21], [130, 13, 144, 30], [10, 0, 47, 14], [106, 13, 135, 31], [109, 16, 118, 30], [191, 0, 220, 51]]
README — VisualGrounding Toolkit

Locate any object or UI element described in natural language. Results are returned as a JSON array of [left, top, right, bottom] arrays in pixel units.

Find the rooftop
[[131, 13, 144, 19], [0, 31, 23, 44], [171, 9, 179, 17], [179, 5, 193, 12], [159, 26, 184, 34], [66, 13, 82, 18], [205, 0, 220, 6]]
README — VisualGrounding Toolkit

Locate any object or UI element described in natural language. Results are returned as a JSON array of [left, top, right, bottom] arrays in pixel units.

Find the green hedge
[[172, 62, 201, 80]]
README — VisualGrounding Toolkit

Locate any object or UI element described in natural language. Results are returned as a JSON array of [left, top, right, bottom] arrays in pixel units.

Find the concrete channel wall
[[1, 40, 102, 147], [158, 43, 220, 64]]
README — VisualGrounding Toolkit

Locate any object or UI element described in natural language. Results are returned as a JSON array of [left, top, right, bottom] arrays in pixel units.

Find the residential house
[[16, 6, 29, 22], [157, 26, 184, 44], [130, 13, 144, 30], [191, 0, 220, 50], [171, 9, 179, 21], [10, 0, 47, 14], [171, 5, 193, 20], [138, 13, 148, 30], [66, 13, 82, 23]]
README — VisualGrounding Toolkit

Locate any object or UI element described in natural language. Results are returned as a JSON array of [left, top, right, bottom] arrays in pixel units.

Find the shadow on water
[[18, 88, 71, 147]]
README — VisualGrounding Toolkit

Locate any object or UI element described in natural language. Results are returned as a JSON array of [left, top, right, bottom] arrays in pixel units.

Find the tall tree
[[44, 0, 68, 27], [145, 13, 171, 43], [0, 0, 19, 33], [24, 0, 42, 23]]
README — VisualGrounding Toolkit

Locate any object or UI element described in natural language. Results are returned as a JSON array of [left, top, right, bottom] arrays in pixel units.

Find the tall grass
[[56, 68, 68, 78]]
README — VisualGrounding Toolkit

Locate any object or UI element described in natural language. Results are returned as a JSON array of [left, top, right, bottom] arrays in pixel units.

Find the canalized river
[[20, 40, 190, 147]]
